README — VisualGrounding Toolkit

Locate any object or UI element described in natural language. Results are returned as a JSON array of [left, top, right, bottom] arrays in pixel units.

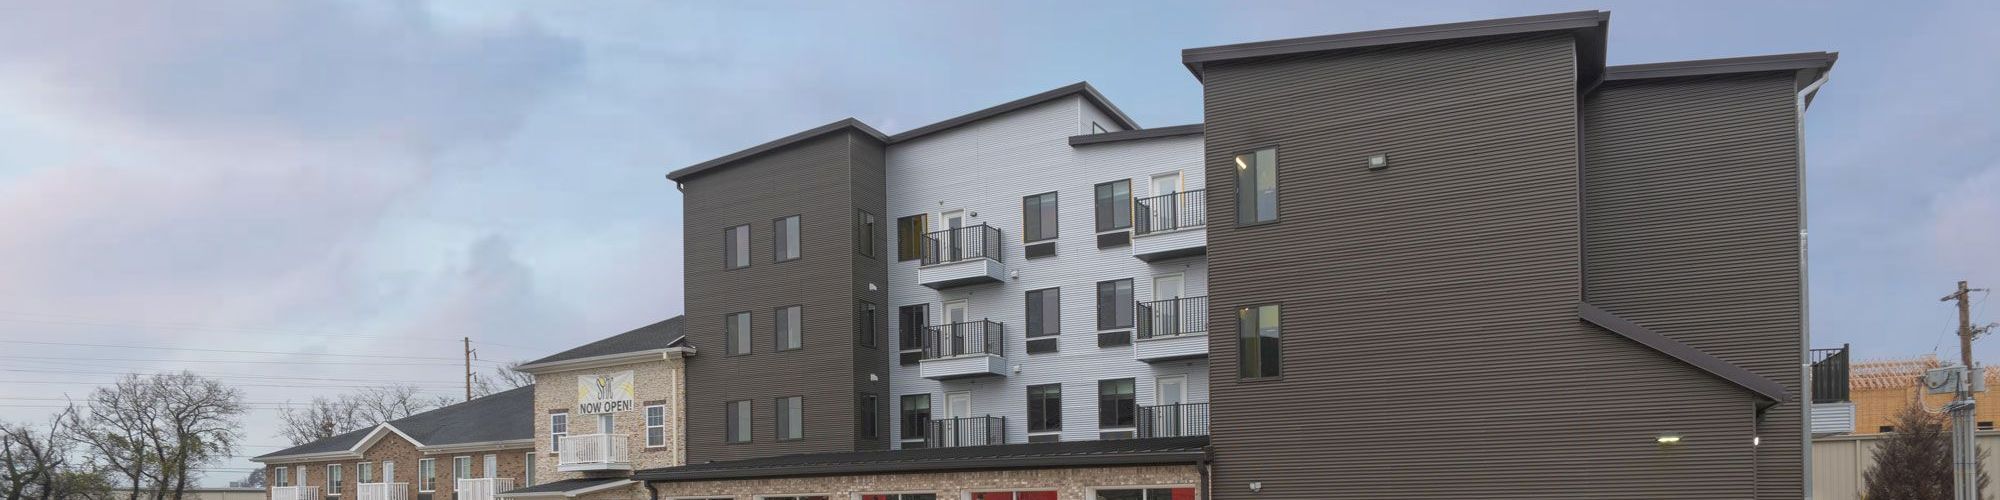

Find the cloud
[[1930, 165, 2000, 287]]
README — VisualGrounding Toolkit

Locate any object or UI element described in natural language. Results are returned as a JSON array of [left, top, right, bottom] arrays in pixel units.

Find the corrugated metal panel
[[680, 130, 881, 463], [885, 95, 1212, 446], [1585, 72, 1806, 499], [1810, 402, 1855, 435], [1201, 33, 1770, 498]]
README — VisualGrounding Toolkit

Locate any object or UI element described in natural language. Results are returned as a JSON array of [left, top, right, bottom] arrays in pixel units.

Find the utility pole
[[1942, 280, 1993, 500], [463, 337, 475, 402]]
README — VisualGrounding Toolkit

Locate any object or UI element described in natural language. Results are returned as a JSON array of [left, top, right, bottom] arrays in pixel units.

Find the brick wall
[[263, 431, 533, 500], [644, 464, 1199, 499], [533, 356, 686, 483]]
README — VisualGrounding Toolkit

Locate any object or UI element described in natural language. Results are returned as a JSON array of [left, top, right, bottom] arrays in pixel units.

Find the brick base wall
[[641, 464, 1199, 499]]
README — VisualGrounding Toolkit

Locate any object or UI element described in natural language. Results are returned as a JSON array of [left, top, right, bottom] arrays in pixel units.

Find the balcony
[[1133, 296, 1208, 363], [918, 320, 1007, 379], [1137, 402, 1210, 438], [557, 433, 631, 472], [1811, 344, 1855, 435], [928, 416, 1006, 448], [1131, 190, 1206, 261], [357, 483, 408, 500], [270, 486, 321, 500], [455, 478, 514, 500], [917, 224, 1006, 289]]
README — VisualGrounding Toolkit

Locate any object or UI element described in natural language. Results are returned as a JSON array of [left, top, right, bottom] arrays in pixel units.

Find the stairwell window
[[776, 396, 804, 441], [1235, 147, 1278, 225], [858, 393, 880, 440], [724, 224, 751, 269], [857, 301, 881, 348], [645, 405, 667, 448], [1238, 304, 1283, 379], [774, 215, 801, 262], [1023, 192, 1059, 243], [549, 413, 567, 452], [774, 306, 802, 351], [857, 210, 881, 259]]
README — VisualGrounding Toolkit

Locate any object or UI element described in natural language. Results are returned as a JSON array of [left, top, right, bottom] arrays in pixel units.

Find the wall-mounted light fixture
[[1655, 432, 1683, 446], [1248, 482, 1262, 493], [1367, 154, 1390, 171]]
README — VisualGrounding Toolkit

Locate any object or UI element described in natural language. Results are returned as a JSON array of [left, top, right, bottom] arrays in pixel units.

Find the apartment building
[[253, 387, 535, 500], [504, 317, 692, 499]]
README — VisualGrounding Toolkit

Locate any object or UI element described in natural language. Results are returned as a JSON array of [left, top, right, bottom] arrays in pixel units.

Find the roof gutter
[[250, 450, 361, 464], [516, 347, 694, 375], [419, 438, 536, 455]]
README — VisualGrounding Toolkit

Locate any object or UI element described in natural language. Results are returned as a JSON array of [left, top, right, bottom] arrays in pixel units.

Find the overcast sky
[[0, 0, 1994, 484]]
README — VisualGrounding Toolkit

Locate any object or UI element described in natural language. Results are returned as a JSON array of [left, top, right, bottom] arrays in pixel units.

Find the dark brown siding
[[1202, 33, 1765, 499], [848, 135, 892, 451], [680, 129, 885, 462], [1584, 72, 1806, 498]]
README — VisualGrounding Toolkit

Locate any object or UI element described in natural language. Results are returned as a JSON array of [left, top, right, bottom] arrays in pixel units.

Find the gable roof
[[253, 385, 536, 462], [1577, 303, 1792, 404], [1181, 10, 1610, 85], [635, 436, 1207, 483], [519, 316, 688, 370]]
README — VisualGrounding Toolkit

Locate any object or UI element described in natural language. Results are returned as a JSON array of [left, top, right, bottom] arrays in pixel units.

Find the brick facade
[[263, 431, 534, 500], [533, 356, 687, 483], [643, 465, 1199, 500]]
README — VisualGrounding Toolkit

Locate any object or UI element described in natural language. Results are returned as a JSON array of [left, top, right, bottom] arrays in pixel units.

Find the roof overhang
[[887, 82, 1139, 144], [419, 438, 536, 455], [496, 479, 635, 498], [1181, 10, 1610, 86], [1603, 51, 1838, 108], [1069, 124, 1204, 147], [250, 449, 360, 464], [667, 119, 888, 182], [1577, 303, 1794, 406], [253, 422, 422, 464], [516, 347, 693, 374]]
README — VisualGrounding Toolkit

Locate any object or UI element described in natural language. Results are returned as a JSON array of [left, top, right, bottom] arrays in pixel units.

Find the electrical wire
[[0, 340, 478, 361]]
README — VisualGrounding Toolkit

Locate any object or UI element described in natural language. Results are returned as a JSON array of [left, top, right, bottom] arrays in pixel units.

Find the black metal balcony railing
[[1811, 344, 1851, 403], [1134, 189, 1207, 236], [1136, 296, 1208, 340], [928, 416, 1006, 448], [922, 224, 1004, 265], [923, 320, 1004, 360], [1137, 403, 1209, 438]]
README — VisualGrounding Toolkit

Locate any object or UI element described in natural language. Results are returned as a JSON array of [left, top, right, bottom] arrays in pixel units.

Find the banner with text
[[576, 370, 636, 414]]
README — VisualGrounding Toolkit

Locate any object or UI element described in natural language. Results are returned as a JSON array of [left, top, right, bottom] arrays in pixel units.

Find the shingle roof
[[635, 436, 1208, 482], [254, 385, 535, 461], [498, 478, 631, 497], [521, 316, 686, 368]]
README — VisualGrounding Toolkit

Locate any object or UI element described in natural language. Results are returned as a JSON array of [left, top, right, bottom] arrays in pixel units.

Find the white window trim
[[326, 464, 343, 495], [523, 453, 535, 486], [550, 413, 568, 452], [1084, 485, 1201, 500], [645, 404, 668, 448], [483, 454, 497, 479], [356, 462, 371, 485], [453, 455, 473, 481], [274, 467, 289, 487], [416, 459, 436, 492]]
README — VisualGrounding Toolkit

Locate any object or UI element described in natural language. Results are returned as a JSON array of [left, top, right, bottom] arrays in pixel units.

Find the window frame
[[773, 305, 802, 352], [356, 462, 372, 485], [1237, 303, 1284, 380], [724, 224, 751, 270], [773, 215, 801, 263], [549, 413, 568, 453], [896, 214, 929, 262], [1025, 383, 1062, 435], [1096, 279, 1134, 331], [1095, 180, 1132, 232], [1021, 191, 1059, 243], [856, 300, 881, 349], [725, 311, 753, 356], [858, 392, 880, 440], [726, 400, 752, 444], [416, 459, 436, 492], [775, 396, 804, 441], [645, 405, 668, 448], [1024, 287, 1060, 338], [856, 210, 881, 259], [453, 456, 472, 481], [1098, 378, 1136, 429], [1234, 146, 1281, 226], [899, 394, 931, 443], [326, 464, 343, 494], [275, 467, 289, 487], [523, 454, 534, 486], [897, 304, 929, 352]]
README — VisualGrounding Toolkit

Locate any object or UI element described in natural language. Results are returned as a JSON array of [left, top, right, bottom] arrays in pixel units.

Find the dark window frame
[[1098, 378, 1135, 429], [1095, 180, 1132, 232], [856, 210, 881, 259], [723, 224, 751, 270], [1096, 279, 1133, 331], [898, 304, 930, 352], [773, 305, 802, 352], [857, 300, 881, 349], [1022, 192, 1059, 243], [1237, 303, 1284, 380], [1026, 383, 1062, 433], [725, 400, 751, 444], [1025, 287, 1060, 338], [724, 311, 753, 356], [772, 215, 801, 263], [899, 394, 931, 441], [775, 396, 803, 442], [1234, 146, 1281, 227], [858, 393, 881, 440], [896, 214, 928, 262]]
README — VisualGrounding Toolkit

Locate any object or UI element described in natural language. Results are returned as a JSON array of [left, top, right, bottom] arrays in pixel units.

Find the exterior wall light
[[1367, 154, 1389, 170], [1655, 432, 1683, 446]]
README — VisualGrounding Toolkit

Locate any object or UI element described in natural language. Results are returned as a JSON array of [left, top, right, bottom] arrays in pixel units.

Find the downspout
[[1198, 455, 1212, 500], [1795, 67, 1831, 500], [643, 480, 660, 500]]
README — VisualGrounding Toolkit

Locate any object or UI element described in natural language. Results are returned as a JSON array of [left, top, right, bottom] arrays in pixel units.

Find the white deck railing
[[558, 433, 630, 467], [456, 478, 515, 500], [271, 486, 321, 500], [356, 482, 408, 500]]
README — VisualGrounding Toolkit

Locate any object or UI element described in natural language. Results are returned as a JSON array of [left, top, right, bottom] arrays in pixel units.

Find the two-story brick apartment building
[[504, 317, 693, 500], [253, 387, 536, 500]]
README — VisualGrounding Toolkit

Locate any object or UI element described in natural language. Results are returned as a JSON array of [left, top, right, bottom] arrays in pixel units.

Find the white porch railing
[[558, 433, 630, 468], [356, 483, 408, 500], [270, 486, 321, 500], [456, 478, 515, 500]]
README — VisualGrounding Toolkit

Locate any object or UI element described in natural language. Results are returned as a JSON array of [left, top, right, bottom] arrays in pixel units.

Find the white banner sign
[[576, 370, 636, 414]]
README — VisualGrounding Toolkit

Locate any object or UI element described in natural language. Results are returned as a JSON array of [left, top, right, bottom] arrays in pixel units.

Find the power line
[[0, 355, 470, 367], [0, 380, 466, 391], [0, 311, 568, 352], [0, 368, 467, 386], [0, 340, 477, 361]]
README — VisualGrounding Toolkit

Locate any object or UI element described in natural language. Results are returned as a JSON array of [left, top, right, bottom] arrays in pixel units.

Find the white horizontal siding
[[885, 95, 1208, 447]]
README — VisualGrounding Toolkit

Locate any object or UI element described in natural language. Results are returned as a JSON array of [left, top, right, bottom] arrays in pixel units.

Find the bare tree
[[278, 385, 451, 445], [1864, 403, 1990, 499], [70, 373, 244, 500], [3, 407, 113, 500], [469, 362, 533, 398]]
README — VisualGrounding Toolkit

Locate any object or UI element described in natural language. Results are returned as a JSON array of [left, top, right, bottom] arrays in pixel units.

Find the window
[[775, 396, 803, 441], [1238, 304, 1282, 379], [774, 215, 800, 262], [1099, 379, 1135, 429], [453, 456, 471, 480], [1025, 288, 1059, 338], [357, 462, 372, 485], [1097, 279, 1133, 330], [726, 312, 752, 356], [896, 214, 928, 261], [646, 405, 667, 448], [724, 224, 751, 269], [275, 467, 289, 487], [1026, 384, 1062, 435], [774, 306, 802, 351], [1095, 180, 1131, 232], [1235, 147, 1278, 224], [598, 413, 614, 435], [1093, 488, 1197, 500], [416, 459, 435, 492], [483, 454, 497, 479], [296, 467, 307, 489], [1983, 422, 1995, 431], [856, 210, 880, 258], [1022, 192, 1058, 242], [864, 495, 938, 500], [900, 394, 931, 443], [858, 393, 880, 439], [549, 413, 568, 452], [522, 454, 534, 486], [327, 464, 343, 493], [972, 492, 1057, 500], [898, 304, 929, 351], [856, 301, 880, 348], [726, 400, 752, 443], [382, 462, 394, 483]]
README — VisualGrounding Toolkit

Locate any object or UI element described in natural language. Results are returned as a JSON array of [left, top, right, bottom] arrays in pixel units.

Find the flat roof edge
[[886, 82, 1140, 144], [1181, 10, 1608, 71], [1605, 52, 1838, 82], [1069, 124, 1204, 146], [667, 118, 888, 182]]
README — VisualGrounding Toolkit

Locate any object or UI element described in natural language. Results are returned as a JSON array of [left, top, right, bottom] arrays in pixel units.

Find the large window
[[896, 214, 928, 262], [774, 215, 800, 262], [726, 400, 751, 443], [724, 224, 751, 269], [416, 459, 435, 492], [726, 312, 752, 356], [645, 405, 667, 448], [1238, 304, 1283, 379], [858, 393, 880, 440], [1025, 288, 1059, 338], [774, 306, 801, 351], [1235, 148, 1278, 225], [1095, 180, 1131, 232], [549, 413, 567, 452], [1096, 279, 1133, 330], [898, 304, 929, 351], [776, 396, 803, 441], [972, 492, 1057, 500], [1098, 378, 1135, 430], [856, 210, 880, 258], [857, 301, 881, 348], [899, 394, 931, 444], [1026, 384, 1062, 436], [1022, 192, 1058, 242], [327, 464, 343, 493], [1094, 488, 1197, 500]]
